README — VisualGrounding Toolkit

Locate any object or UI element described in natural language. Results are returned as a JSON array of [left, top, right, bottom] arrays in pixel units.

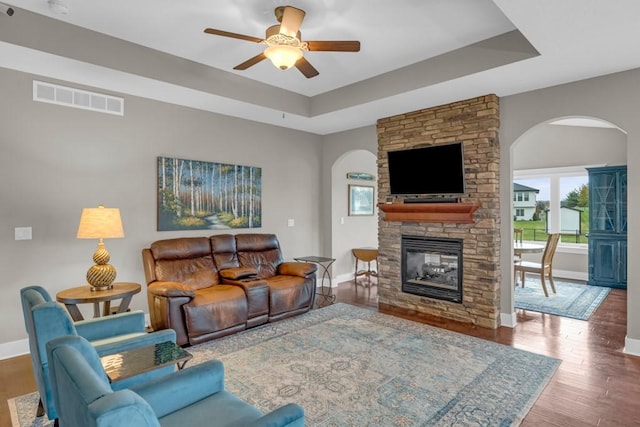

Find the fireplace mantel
[[377, 202, 481, 223]]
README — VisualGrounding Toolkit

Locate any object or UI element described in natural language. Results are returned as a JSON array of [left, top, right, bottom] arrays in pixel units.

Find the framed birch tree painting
[[157, 156, 262, 231]]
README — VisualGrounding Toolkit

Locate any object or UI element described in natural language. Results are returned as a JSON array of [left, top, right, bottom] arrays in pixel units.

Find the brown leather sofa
[[142, 233, 317, 346]]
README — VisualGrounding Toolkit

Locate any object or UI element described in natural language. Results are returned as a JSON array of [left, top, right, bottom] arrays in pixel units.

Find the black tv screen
[[387, 143, 466, 196]]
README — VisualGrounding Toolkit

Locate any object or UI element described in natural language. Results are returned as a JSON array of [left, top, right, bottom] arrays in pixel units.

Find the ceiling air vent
[[33, 80, 124, 116]]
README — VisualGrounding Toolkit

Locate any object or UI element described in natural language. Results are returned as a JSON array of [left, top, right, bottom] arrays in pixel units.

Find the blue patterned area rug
[[9, 303, 560, 426], [515, 277, 611, 320]]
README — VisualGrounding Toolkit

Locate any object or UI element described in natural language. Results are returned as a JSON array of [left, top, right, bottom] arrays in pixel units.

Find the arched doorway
[[330, 149, 378, 284], [506, 115, 627, 321]]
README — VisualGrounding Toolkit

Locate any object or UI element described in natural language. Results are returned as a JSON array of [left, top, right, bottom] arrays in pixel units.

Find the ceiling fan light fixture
[[264, 44, 302, 70]]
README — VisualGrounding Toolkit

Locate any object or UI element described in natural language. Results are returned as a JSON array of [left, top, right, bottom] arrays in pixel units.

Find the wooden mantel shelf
[[377, 202, 481, 223]]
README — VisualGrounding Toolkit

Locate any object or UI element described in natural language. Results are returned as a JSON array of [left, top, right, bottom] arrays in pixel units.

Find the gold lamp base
[[87, 240, 117, 291]]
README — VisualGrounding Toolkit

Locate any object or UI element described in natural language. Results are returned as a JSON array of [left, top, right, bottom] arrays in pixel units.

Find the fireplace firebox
[[401, 235, 463, 303]]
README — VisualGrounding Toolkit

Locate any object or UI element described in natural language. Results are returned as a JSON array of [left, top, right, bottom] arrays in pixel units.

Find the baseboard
[[624, 336, 640, 356], [552, 269, 588, 281], [315, 273, 349, 287], [0, 338, 29, 360], [500, 312, 517, 328]]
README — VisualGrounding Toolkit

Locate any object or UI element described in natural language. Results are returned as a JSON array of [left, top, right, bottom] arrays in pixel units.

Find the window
[[524, 193, 529, 201], [517, 193, 523, 201], [516, 208, 525, 217], [514, 165, 592, 245]]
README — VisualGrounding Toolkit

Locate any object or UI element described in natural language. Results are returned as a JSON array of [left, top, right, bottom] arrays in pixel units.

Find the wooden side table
[[56, 282, 141, 321], [352, 247, 379, 284]]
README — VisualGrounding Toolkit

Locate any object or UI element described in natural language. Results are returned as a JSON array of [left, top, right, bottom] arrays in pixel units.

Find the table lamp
[[77, 205, 124, 291]]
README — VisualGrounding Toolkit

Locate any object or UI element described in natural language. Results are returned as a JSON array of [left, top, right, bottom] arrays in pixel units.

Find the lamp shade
[[264, 45, 303, 70], [77, 205, 124, 239]]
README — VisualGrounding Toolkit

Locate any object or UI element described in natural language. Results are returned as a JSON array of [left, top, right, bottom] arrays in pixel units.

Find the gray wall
[[0, 67, 322, 347], [500, 68, 640, 346]]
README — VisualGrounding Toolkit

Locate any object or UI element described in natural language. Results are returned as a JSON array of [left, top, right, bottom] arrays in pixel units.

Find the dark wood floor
[[2, 279, 639, 426]]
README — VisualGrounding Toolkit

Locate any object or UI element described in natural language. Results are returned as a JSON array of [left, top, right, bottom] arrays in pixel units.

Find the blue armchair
[[46, 335, 305, 427], [20, 285, 177, 422]]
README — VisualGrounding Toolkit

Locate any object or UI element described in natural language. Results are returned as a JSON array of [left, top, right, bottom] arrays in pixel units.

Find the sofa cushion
[[183, 285, 247, 338], [150, 238, 219, 290], [210, 234, 241, 270], [235, 234, 283, 279]]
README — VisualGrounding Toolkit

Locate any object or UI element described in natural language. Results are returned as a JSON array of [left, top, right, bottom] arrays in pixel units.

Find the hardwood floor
[[2, 279, 639, 426]]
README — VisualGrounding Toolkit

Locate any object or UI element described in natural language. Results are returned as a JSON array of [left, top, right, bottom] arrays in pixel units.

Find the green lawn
[[514, 208, 589, 244]]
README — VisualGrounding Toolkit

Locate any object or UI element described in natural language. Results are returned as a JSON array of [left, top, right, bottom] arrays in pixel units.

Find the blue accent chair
[[20, 285, 177, 422], [46, 335, 305, 427]]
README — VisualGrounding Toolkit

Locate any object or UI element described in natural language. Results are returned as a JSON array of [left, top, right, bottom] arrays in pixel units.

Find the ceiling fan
[[204, 5, 360, 78]]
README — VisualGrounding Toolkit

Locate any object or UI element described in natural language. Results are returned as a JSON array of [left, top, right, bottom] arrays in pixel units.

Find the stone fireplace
[[376, 95, 501, 329]]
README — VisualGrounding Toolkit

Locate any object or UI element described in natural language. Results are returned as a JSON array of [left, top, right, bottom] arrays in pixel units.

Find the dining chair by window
[[514, 233, 561, 297], [513, 228, 525, 268], [513, 228, 523, 244]]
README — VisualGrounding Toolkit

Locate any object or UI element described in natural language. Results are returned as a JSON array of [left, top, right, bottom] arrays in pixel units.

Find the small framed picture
[[349, 185, 375, 216]]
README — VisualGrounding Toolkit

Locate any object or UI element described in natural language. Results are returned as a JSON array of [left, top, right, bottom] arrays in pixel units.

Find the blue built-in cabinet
[[587, 165, 627, 288]]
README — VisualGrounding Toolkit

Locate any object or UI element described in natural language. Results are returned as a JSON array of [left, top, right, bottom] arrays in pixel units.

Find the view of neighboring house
[[513, 183, 539, 220]]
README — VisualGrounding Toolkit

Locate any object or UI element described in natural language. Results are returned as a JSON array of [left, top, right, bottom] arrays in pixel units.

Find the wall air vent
[[33, 80, 124, 116]]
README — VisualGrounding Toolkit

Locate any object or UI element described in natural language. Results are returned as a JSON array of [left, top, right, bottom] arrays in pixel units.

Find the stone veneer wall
[[376, 94, 501, 328]]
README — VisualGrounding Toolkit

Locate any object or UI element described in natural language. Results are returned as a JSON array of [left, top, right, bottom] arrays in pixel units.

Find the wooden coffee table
[[100, 341, 192, 383]]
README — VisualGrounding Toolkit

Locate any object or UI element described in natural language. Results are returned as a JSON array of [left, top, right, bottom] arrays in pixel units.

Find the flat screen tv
[[387, 142, 466, 197]]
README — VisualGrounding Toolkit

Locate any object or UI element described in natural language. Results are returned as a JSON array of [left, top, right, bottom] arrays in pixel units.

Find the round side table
[[56, 282, 141, 321]]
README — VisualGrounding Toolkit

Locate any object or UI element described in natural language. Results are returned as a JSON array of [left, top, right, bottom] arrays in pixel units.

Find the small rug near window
[[9, 303, 560, 426], [514, 277, 611, 320]]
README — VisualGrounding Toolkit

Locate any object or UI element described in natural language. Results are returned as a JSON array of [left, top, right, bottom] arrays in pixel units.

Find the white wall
[[331, 151, 378, 282], [0, 68, 322, 351]]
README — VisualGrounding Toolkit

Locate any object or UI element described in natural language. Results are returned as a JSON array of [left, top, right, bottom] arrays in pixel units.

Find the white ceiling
[[2, 0, 640, 135]]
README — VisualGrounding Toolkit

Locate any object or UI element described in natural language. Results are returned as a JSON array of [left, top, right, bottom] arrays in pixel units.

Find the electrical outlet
[[15, 227, 32, 240], [287, 219, 295, 227]]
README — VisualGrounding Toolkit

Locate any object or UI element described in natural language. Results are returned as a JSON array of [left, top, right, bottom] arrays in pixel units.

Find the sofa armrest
[[278, 262, 317, 277], [131, 359, 225, 418], [74, 310, 146, 340], [220, 267, 258, 280], [89, 389, 160, 427], [148, 281, 195, 298], [248, 403, 305, 427]]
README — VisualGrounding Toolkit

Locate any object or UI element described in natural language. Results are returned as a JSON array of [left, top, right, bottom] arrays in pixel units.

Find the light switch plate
[[287, 219, 294, 227], [15, 227, 32, 240]]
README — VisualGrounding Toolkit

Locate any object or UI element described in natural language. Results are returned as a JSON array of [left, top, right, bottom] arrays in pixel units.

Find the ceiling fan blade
[[279, 6, 305, 38], [234, 53, 267, 70], [204, 28, 263, 44], [295, 56, 319, 79], [307, 40, 361, 52]]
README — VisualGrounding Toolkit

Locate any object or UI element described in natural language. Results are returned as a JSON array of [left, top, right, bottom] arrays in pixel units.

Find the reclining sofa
[[142, 233, 317, 346]]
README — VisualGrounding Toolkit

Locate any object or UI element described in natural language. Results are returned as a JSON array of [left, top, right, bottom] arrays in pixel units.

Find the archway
[[330, 149, 378, 284], [505, 115, 627, 323]]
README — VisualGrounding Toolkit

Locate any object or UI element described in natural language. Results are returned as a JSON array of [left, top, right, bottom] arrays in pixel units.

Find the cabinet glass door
[[619, 170, 627, 233], [590, 172, 617, 233]]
